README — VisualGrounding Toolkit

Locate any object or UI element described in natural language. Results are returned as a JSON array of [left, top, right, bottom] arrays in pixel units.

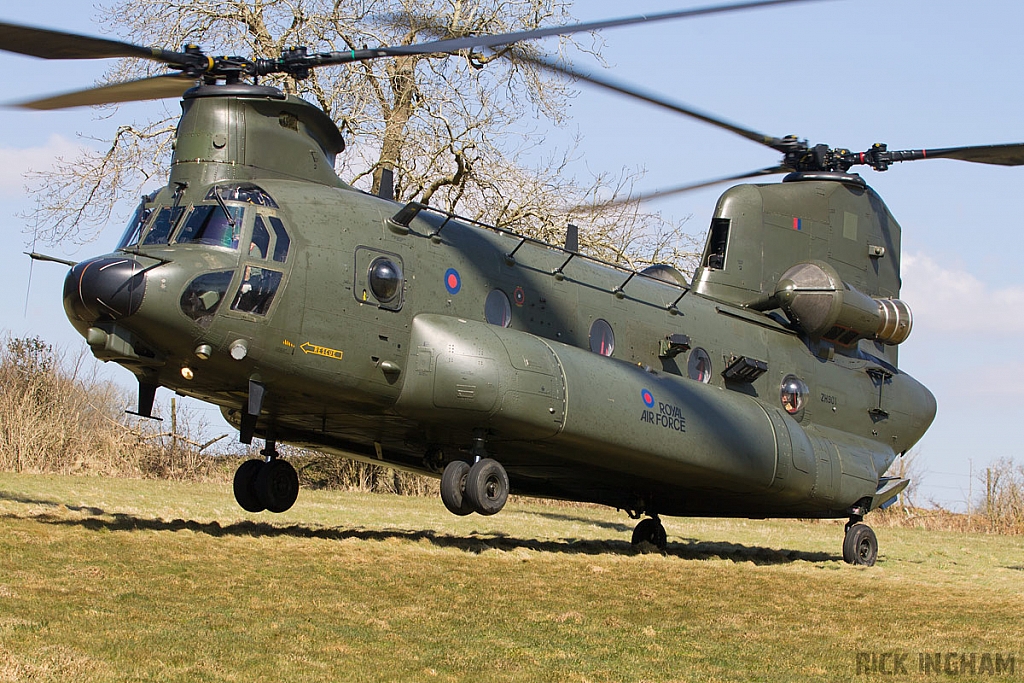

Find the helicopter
[[4, 1, 1023, 567]]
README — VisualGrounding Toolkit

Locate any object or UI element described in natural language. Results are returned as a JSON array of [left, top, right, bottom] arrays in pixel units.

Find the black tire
[[631, 517, 667, 549], [255, 458, 299, 514], [440, 461, 474, 516], [842, 522, 878, 566], [233, 459, 265, 513], [464, 458, 509, 516]]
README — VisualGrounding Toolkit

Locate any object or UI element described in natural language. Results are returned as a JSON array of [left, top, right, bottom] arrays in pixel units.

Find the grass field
[[1, 472, 1021, 682]]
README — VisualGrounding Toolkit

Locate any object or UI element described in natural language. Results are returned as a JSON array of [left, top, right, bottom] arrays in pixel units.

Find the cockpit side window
[[250, 215, 271, 259], [174, 205, 244, 249], [231, 267, 283, 316], [141, 206, 184, 246], [268, 216, 290, 262]]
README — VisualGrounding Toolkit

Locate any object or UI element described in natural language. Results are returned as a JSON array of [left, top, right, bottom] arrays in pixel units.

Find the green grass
[[1, 473, 1021, 682]]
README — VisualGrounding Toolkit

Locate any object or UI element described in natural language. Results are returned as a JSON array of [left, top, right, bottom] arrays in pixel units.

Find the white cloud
[[0, 134, 90, 199], [900, 252, 1024, 399], [901, 252, 1024, 337]]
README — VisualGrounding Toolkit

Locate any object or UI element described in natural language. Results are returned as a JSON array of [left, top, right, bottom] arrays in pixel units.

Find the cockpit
[[117, 182, 292, 327]]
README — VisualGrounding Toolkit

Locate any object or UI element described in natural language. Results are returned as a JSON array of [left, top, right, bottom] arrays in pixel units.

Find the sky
[[2, 0, 1022, 510]]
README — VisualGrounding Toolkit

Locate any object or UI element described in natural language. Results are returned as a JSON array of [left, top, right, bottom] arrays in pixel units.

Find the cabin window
[[180, 270, 234, 327], [704, 218, 730, 270], [688, 347, 712, 383], [231, 268, 283, 316], [354, 248, 404, 311], [485, 289, 512, 327], [589, 319, 615, 356], [174, 205, 244, 249], [368, 257, 403, 304], [781, 375, 809, 416]]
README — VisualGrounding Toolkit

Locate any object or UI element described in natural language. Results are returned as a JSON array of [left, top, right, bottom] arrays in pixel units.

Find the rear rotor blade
[[513, 52, 792, 154], [572, 166, 788, 211], [10, 73, 198, 110]]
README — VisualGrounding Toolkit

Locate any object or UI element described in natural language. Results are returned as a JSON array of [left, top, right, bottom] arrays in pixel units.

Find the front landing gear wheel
[[843, 522, 878, 566], [631, 517, 667, 550], [256, 458, 299, 513], [440, 461, 474, 516], [233, 459, 265, 513], [464, 458, 509, 516]]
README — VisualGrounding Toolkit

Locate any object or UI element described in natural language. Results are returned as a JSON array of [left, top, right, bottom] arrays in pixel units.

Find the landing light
[[180, 367, 195, 381], [194, 343, 213, 360], [229, 340, 249, 360]]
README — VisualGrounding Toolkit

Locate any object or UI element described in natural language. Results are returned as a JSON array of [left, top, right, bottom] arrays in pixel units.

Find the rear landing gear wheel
[[631, 517, 667, 550], [255, 458, 299, 513], [233, 458, 265, 513], [440, 461, 474, 516], [842, 522, 878, 566], [464, 458, 509, 516]]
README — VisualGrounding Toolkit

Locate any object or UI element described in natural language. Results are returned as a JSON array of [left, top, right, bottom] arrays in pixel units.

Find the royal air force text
[[641, 402, 687, 433]]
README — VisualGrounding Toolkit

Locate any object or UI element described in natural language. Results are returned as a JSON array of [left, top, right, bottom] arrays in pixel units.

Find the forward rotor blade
[[912, 143, 1024, 166], [10, 73, 198, 110], [322, 0, 826, 64], [514, 52, 789, 153], [0, 20, 193, 65], [572, 166, 788, 211]]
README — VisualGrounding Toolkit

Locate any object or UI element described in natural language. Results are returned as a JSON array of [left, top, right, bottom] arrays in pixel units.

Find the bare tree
[[24, 0, 697, 270], [884, 448, 925, 510]]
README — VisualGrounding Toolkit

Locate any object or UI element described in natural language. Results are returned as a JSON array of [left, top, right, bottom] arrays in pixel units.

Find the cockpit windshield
[[141, 205, 185, 246], [129, 184, 287, 265], [116, 192, 157, 250], [174, 204, 244, 249], [206, 183, 279, 208]]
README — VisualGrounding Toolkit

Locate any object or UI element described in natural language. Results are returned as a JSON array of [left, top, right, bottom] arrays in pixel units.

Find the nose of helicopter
[[63, 256, 148, 324]]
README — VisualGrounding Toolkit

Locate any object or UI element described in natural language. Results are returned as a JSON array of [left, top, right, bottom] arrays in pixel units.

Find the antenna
[[23, 200, 39, 318]]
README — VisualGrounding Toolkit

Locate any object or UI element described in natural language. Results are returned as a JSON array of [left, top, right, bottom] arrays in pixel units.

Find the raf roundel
[[641, 389, 655, 408], [444, 268, 461, 295]]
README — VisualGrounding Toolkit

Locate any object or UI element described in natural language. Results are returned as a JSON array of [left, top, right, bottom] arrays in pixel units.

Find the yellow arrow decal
[[300, 342, 344, 360]]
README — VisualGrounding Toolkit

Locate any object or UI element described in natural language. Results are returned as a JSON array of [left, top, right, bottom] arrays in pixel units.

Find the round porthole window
[[688, 347, 712, 383], [781, 374, 809, 416], [589, 318, 615, 356], [485, 289, 512, 327], [367, 257, 403, 303]]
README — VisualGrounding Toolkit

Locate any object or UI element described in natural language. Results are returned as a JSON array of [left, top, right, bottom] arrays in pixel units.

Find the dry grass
[[0, 335, 435, 493], [873, 504, 1020, 535], [0, 336, 217, 480], [1, 472, 1022, 682]]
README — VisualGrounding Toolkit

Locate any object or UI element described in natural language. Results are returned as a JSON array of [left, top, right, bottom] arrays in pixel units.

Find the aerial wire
[[24, 199, 39, 318]]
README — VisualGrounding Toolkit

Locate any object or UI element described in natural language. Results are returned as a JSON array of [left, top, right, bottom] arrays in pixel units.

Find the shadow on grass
[[2, 511, 837, 567], [0, 490, 107, 516], [521, 509, 634, 534]]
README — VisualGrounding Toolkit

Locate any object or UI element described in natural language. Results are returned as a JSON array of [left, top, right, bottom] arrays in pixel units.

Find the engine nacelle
[[774, 261, 912, 346]]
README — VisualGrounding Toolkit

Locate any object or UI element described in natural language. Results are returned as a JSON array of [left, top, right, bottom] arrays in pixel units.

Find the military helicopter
[[5, 1, 1022, 566]]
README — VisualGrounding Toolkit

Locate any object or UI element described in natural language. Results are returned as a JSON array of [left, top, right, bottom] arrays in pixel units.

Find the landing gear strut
[[232, 441, 299, 514], [842, 517, 878, 566], [631, 516, 668, 550]]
